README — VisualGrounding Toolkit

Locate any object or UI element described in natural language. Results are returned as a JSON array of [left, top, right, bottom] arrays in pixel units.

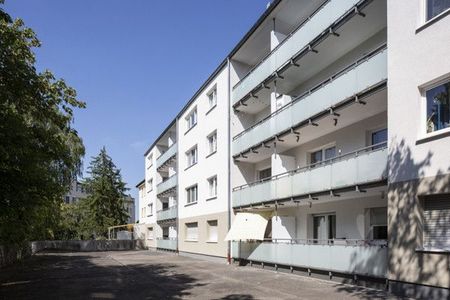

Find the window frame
[[425, 0, 450, 22], [185, 107, 198, 132], [186, 184, 198, 205], [207, 220, 218, 243], [185, 222, 199, 241], [207, 175, 218, 199], [186, 145, 198, 168], [207, 86, 217, 112], [207, 130, 217, 156]]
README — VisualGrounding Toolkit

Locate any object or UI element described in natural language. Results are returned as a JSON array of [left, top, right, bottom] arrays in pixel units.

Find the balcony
[[232, 239, 387, 278], [156, 205, 177, 222], [233, 143, 387, 208], [232, 0, 378, 105], [233, 46, 387, 157], [156, 174, 177, 197], [156, 238, 177, 251], [156, 142, 177, 171]]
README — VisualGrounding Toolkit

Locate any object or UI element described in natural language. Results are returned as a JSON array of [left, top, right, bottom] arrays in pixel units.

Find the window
[[186, 146, 198, 167], [423, 194, 450, 249], [148, 203, 153, 216], [426, 80, 450, 133], [141, 207, 146, 218], [185, 222, 198, 241], [147, 178, 153, 193], [208, 176, 217, 198], [371, 128, 387, 149], [186, 108, 197, 130], [310, 145, 336, 165], [207, 220, 218, 242], [147, 227, 153, 240], [313, 214, 336, 243], [186, 185, 198, 204], [426, 0, 450, 20], [207, 131, 217, 155], [65, 196, 70, 204], [147, 154, 153, 168], [162, 226, 169, 239], [370, 207, 387, 239], [208, 87, 217, 109], [258, 168, 272, 181]]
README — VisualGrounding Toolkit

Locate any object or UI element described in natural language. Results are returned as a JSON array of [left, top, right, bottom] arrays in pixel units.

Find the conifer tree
[[84, 147, 129, 238]]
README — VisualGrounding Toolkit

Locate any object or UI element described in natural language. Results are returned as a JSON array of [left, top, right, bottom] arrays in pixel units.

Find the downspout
[[227, 57, 232, 264]]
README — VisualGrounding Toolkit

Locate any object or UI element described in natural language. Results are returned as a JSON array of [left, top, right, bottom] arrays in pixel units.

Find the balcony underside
[[157, 155, 176, 173], [234, 86, 387, 163], [156, 187, 177, 198], [233, 0, 387, 110]]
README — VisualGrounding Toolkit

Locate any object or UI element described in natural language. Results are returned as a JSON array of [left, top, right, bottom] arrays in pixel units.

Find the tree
[[83, 147, 129, 238], [0, 1, 85, 245]]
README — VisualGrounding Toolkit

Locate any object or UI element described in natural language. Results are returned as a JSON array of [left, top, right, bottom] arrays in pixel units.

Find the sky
[[4, 0, 269, 220]]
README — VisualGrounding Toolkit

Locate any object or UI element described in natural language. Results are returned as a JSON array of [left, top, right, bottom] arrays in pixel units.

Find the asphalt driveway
[[0, 250, 403, 299]]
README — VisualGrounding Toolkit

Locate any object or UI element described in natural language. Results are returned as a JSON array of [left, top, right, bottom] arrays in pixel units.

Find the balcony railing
[[156, 142, 177, 170], [232, 45, 387, 156], [156, 205, 177, 222], [233, 143, 387, 208], [232, 0, 364, 105], [156, 238, 177, 251], [156, 174, 177, 196], [232, 239, 387, 278]]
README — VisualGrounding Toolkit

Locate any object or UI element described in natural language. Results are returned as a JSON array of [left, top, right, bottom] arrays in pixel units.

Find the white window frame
[[186, 184, 198, 205], [186, 107, 197, 131], [148, 202, 153, 217], [207, 176, 217, 199], [147, 153, 153, 169], [207, 86, 217, 110], [308, 142, 337, 165], [186, 145, 198, 168], [185, 222, 199, 241], [418, 76, 450, 141], [423, 0, 450, 23], [207, 220, 218, 243], [147, 178, 153, 193], [207, 130, 217, 156], [147, 227, 154, 240]]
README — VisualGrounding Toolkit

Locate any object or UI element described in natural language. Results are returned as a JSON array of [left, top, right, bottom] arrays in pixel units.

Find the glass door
[[313, 214, 336, 244]]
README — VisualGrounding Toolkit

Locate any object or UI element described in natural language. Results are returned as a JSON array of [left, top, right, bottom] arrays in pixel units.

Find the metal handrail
[[156, 237, 177, 241], [232, 0, 331, 90], [233, 142, 387, 191], [156, 205, 177, 213], [241, 238, 387, 247], [156, 142, 177, 161], [156, 174, 177, 188], [233, 44, 387, 141]]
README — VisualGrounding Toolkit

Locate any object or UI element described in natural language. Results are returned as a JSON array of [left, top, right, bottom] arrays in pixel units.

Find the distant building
[[63, 179, 135, 224]]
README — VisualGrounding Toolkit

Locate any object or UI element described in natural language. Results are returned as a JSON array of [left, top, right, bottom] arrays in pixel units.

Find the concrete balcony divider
[[156, 238, 177, 251], [233, 47, 387, 156], [156, 142, 177, 170], [156, 174, 177, 196], [232, 0, 362, 105], [233, 143, 387, 208], [156, 205, 178, 222], [232, 240, 387, 278]]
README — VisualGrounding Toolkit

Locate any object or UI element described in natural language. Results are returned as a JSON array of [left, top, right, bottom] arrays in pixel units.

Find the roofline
[[142, 0, 283, 157], [135, 179, 145, 188], [227, 0, 282, 58]]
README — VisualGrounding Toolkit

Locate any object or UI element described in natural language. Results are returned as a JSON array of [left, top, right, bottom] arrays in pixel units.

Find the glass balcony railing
[[156, 205, 177, 222], [156, 238, 177, 251], [233, 143, 387, 208], [156, 142, 177, 170], [232, 45, 387, 156], [232, 239, 387, 278], [232, 0, 363, 105], [156, 174, 177, 196]]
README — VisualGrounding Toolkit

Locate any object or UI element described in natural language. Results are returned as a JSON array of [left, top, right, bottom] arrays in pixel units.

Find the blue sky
[[4, 0, 268, 219]]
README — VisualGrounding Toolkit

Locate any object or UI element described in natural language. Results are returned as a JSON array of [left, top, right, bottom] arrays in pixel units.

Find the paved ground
[[0, 250, 404, 300]]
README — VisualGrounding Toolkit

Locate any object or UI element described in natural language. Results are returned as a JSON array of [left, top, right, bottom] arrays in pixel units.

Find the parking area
[[0, 250, 402, 299]]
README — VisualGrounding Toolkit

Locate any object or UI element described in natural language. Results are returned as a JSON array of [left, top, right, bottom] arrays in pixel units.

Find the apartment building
[[136, 0, 450, 297], [387, 0, 450, 298], [63, 179, 89, 204]]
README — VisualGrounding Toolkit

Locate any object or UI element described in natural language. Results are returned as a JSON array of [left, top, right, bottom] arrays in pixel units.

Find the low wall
[[31, 240, 136, 254]]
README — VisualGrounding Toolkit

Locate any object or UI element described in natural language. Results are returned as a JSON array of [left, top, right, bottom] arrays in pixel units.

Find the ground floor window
[[185, 222, 198, 241], [162, 227, 169, 239], [313, 213, 336, 243], [370, 207, 387, 239], [423, 194, 450, 249], [207, 220, 218, 242]]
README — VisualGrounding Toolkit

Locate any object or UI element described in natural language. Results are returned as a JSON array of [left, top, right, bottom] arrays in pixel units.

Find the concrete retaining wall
[[31, 240, 136, 254]]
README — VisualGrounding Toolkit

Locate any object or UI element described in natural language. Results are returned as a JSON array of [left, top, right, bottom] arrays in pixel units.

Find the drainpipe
[[227, 57, 232, 264]]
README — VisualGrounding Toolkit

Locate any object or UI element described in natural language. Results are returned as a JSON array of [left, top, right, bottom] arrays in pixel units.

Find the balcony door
[[313, 214, 336, 243]]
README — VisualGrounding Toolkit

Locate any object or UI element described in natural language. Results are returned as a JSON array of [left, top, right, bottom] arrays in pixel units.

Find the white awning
[[225, 211, 271, 241]]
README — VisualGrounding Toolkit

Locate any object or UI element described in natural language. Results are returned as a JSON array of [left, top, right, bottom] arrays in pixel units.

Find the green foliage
[[0, 4, 85, 245], [82, 147, 129, 238]]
